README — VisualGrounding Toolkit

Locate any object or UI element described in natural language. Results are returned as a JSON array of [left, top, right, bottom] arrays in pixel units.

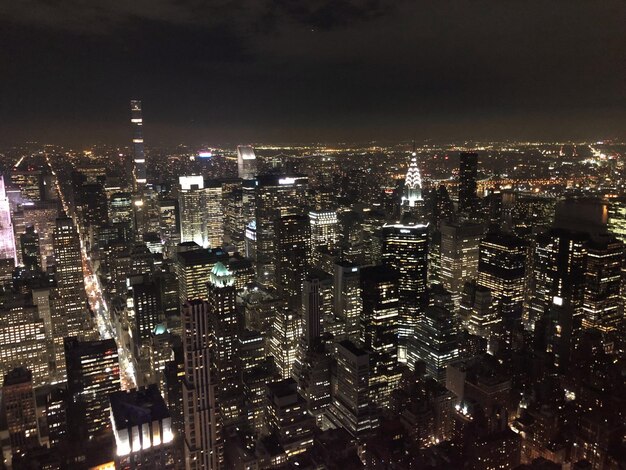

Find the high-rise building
[[206, 263, 241, 425], [269, 307, 302, 379], [275, 214, 310, 304], [254, 175, 309, 288], [110, 385, 175, 469], [360, 265, 402, 408], [20, 225, 41, 271], [327, 340, 378, 440], [265, 379, 315, 459], [127, 275, 161, 351], [0, 175, 17, 267], [400, 155, 425, 218], [582, 234, 623, 332], [65, 337, 121, 439], [381, 222, 429, 367], [174, 247, 229, 308], [459, 281, 499, 344], [333, 261, 362, 342], [178, 177, 224, 249], [0, 303, 50, 387], [51, 216, 89, 378], [477, 231, 527, 333], [413, 305, 459, 383], [1, 368, 42, 461], [236, 145, 257, 180], [439, 219, 484, 306], [181, 300, 224, 470], [458, 151, 478, 214], [109, 192, 134, 225], [131, 100, 147, 188], [309, 210, 338, 257]]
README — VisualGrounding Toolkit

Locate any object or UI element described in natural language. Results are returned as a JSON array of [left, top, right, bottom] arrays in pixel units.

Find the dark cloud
[[1, 1, 626, 145]]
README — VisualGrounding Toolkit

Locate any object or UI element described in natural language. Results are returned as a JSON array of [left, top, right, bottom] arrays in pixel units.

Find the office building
[[400, 155, 425, 218], [439, 219, 484, 306], [174, 246, 229, 307], [20, 225, 41, 271], [477, 231, 527, 333], [181, 300, 224, 470], [309, 210, 339, 256], [275, 214, 310, 303], [269, 307, 301, 379], [381, 221, 429, 366], [333, 261, 362, 342], [236, 145, 257, 180], [413, 306, 459, 383], [458, 151, 478, 214], [1, 368, 42, 459], [327, 340, 378, 440], [360, 265, 402, 408], [254, 174, 309, 288], [265, 379, 315, 459], [51, 216, 89, 378], [65, 337, 121, 439]]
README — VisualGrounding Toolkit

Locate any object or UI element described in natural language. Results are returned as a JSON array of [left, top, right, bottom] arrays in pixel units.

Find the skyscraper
[[65, 337, 121, 439], [269, 306, 302, 379], [439, 219, 484, 307], [1, 368, 42, 460], [0, 175, 17, 266], [254, 175, 309, 288], [178, 177, 224, 249], [181, 300, 224, 470], [414, 305, 459, 383], [477, 231, 527, 334], [20, 225, 41, 271], [309, 210, 339, 255], [333, 261, 362, 342], [51, 216, 89, 378], [236, 145, 257, 180], [360, 265, 402, 408], [381, 221, 429, 367], [327, 340, 378, 439], [131, 100, 147, 188], [458, 152, 478, 214], [275, 214, 311, 304], [401, 154, 425, 218]]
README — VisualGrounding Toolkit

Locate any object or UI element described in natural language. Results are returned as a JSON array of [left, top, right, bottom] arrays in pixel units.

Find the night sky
[[2, 1, 626, 146]]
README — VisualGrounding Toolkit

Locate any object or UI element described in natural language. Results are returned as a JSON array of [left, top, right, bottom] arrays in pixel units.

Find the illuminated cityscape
[[2, 2, 626, 469]]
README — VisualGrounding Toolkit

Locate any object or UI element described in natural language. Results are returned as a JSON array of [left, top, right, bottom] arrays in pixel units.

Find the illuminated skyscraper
[[458, 152, 478, 214], [236, 145, 257, 180], [254, 175, 309, 288], [51, 216, 89, 378], [206, 263, 241, 424], [269, 306, 302, 379], [327, 340, 378, 439], [582, 234, 623, 332], [440, 219, 484, 307], [1, 368, 42, 463], [381, 222, 429, 367], [178, 177, 224, 249], [309, 210, 338, 258], [401, 155, 425, 218], [459, 281, 499, 343], [333, 262, 362, 342], [174, 247, 229, 308], [131, 100, 147, 188], [0, 175, 17, 266], [360, 265, 402, 408], [181, 300, 224, 470], [65, 337, 121, 439], [477, 231, 527, 334], [414, 305, 459, 383], [275, 214, 310, 304]]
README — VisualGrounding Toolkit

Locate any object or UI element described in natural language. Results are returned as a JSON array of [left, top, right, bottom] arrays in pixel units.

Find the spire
[[210, 262, 235, 288], [401, 156, 423, 208]]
